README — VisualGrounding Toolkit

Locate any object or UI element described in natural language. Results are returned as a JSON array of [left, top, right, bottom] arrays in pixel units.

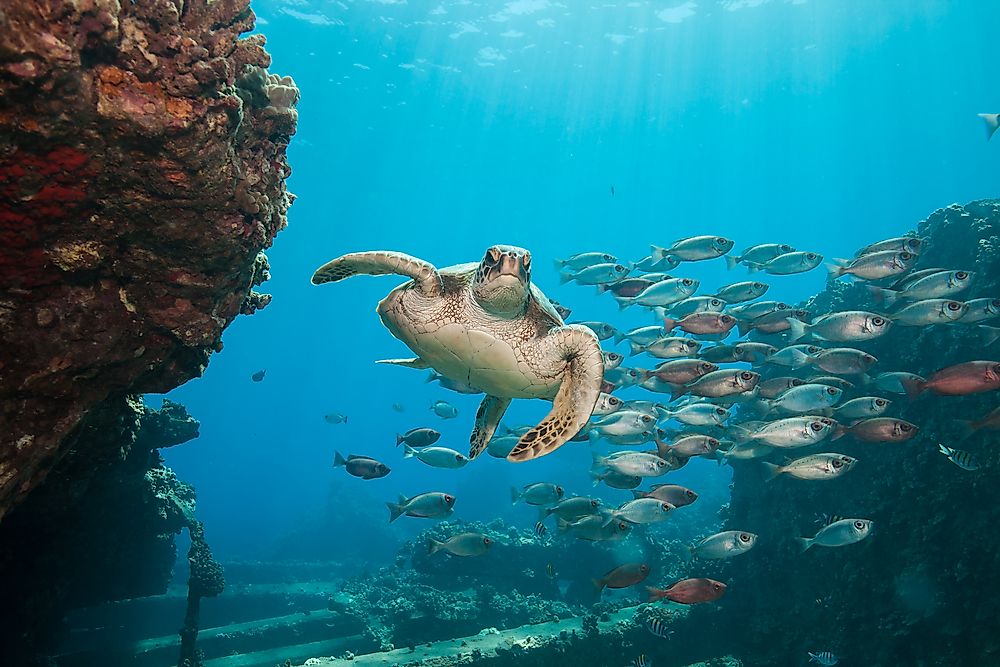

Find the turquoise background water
[[161, 0, 999, 560]]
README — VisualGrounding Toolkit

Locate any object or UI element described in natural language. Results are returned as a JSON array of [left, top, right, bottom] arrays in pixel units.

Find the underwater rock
[[717, 199, 1000, 666], [0, 0, 296, 519]]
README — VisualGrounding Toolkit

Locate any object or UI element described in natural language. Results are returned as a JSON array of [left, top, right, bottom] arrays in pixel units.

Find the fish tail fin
[[937, 443, 953, 459], [428, 538, 444, 555], [745, 262, 761, 274], [786, 318, 808, 342], [630, 490, 647, 499], [617, 296, 633, 311], [552, 258, 565, 270], [736, 321, 752, 338], [613, 330, 627, 344], [333, 451, 347, 467], [869, 286, 897, 308], [343, 416, 348, 423], [724, 255, 740, 271], [556, 517, 571, 533], [559, 271, 574, 285], [662, 317, 677, 332], [628, 341, 644, 357], [900, 375, 927, 400], [761, 461, 781, 481], [424, 371, 438, 384], [592, 578, 606, 593], [796, 536, 814, 553], [386, 499, 406, 523], [669, 383, 687, 402], [650, 245, 667, 262], [979, 113, 1000, 140], [395, 433, 404, 446], [403, 444, 417, 459], [980, 325, 1000, 347], [645, 586, 667, 602], [954, 419, 977, 440], [510, 487, 521, 504], [825, 261, 847, 278]]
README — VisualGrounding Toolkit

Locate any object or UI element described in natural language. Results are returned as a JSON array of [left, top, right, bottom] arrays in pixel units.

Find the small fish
[[979, 113, 1000, 141], [592, 451, 669, 477], [534, 521, 548, 537], [891, 298, 968, 326], [403, 444, 469, 469], [835, 396, 891, 420], [574, 320, 622, 342], [788, 311, 892, 343], [653, 236, 735, 262], [662, 403, 729, 426], [430, 400, 459, 419], [956, 405, 1000, 436], [737, 308, 810, 336], [486, 434, 518, 458], [554, 252, 617, 271], [621, 278, 699, 309], [624, 325, 667, 345], [324, 413, 348, 424], [742, 416, 833, 448], [960, 298, 1000, 323], [633, 654, 651, 667], [592, 392, 625, 416], [396, 427, 442, 447], [798, 518, 873, 551], [426, 371, 483, 394], [841, 417, 918, 443], [747, 251, 823, 275], [633, 336, 701, 359], [728, 299, 789, 320], [561, 262, 630, 285], [512, 482, 565, 506], [854, 236, 924, 257], [828, 250, 917, 280], [428, 532, 492, 557], [712, 280, 769, 303], [544, 496, 603, 521], [663, 434, 720, 458], [765, 384, 842, 415], [901, 360, 1000, 398], [690, 531, 757, 559], [725, 243, 794, 270], [386, 492, 455, 522], [592, 563, 651, 591], [763, 453, 857, 481], [550, 299, 572, 320], [869, 371, 926, 395], [808, 651, 839, 666], [632, 484, 698, 507], [663, 312, 737, 336], [333, 452, 391, 480], [646, 578, 727, 604], [805, 348, 877, 375], [592, 469, 643, 490], [599, 277, 661, 298], [546, 563, 557, 578], [642, 359, 718, 385], [870, 269, 974, 306], [250, 369, 266, 382], [645, 617, 674, 639], [635, 255, 681, 272], [937, 443, 980, 471], [608, 498, 674, 525], [667, 296, 727, 319], [557, 515, 631, 541], [681, 369, 760, 400], [758, 376, 806, 399], [391, 403, 405, 413]]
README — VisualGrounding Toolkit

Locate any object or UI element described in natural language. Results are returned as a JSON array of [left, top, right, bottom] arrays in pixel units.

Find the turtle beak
[[497, 252, 530, 284]]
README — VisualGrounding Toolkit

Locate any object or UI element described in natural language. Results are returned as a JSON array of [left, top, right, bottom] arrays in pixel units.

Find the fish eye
[[682, 278, 693, 286], [445, 494, 455, 503], [753, 282, 766, 289], [615, 264, 626, 272], [947, 302, 962, 311], [721, 315, 734, 324], [854, 521, 865, 530], [484, 537, 492, 544], [686, 490, 695, 498], [716, 408, 726, 415], [992, 300, 1000, 308], [642, 415, 653, 423], [810, 422, 824, 432], [832, 459, 843, 468], [618, 522, 629, 530], [716, 237, 727, 244], [740, 371, 754, 380], [556, 486, 565, 495], [610, 397, 622, 406], [739, 533, 751, 542], [956, 271, 969, 280], [712, 299, 722, 307], [591, 499, 599, 507], [657, 459, 667, 467], [900, 252, 913, 260], [872, 316, 885, 326], [661, 503, 671, 511], [455, 454, 464, 461], [900, 423, 913, 432], [702, 362, 714, 370], [713, 583, 722, 591], [806, 253, 817, 260], [827, 387, 838, 395], [603, 254, 614, 262]]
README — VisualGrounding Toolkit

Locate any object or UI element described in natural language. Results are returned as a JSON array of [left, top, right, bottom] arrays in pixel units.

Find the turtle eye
[[854, 521, 865, 530], [956, 271, 969, 280], [948, 302, 962, 311], [487, 247, 501, 262], [521, 253, 532, 269]]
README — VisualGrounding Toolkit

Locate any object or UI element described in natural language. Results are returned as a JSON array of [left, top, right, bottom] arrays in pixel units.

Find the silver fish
[[608, 498, 674, 524], [728, 300, 789, 320], [868, 371, 926, 394], [828, 250, 917, 280], [683, 369, 760, 398], [324, 413, 348, 424], [959, 298, 1000, 324], [554, 252, 617, 271], [871, 269, 974, 306], [635, 254, 680, 272], [690, 530, 757, 559], [891, 298, 968, 326], [558, 514, 631, 541], [426, 371, 483, 394], [430, 400, 459, 419], [788, 311, 892, 343], [765, 344, 822, 368], [633, 336, 701, 359], [725, 243, 794, 270], [835, 396, 890, 419], [712, 280, 769, 303], [624, 325, 667, 346], [487, 434, 519, 458], [622, 278, 699, 309], [652, 236, 734, 262], [544, 496, 603, 521], [386, 492, 455, 522], [403, 444, 469, 469], [511, 482, 565, 506], [602, 350, 625, 370], [428, 532, 492, 557], [592, 392, 625, 416], [591, 410, 657, 437], [806, 347, 878, 375], [663, 403, 729, 426], [763, 453, 856, 481], [667, 296, 727, 319], [743, 417, 833, 448], [798, 518, 873, 551], [573, 321, 622, 342], [766, 384, 842, 414], [592, 451, 669, 477], [854, 236, 924, 257], [560, 262, 630, 285], [758, 376, 806, 398], [937, 443, 980, 471], [747, 251, 823, 275]]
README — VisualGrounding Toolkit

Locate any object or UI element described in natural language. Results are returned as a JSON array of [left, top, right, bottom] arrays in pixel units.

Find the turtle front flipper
[[508, 326, 604, 462], [311, 251, 442, 296], [469, 395, 512, 459], [376, 358, 431, 369]]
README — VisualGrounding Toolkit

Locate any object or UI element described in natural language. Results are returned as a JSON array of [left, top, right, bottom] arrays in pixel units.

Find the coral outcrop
[[0, 0, 297, 518], [715, 200, 1000, 665]]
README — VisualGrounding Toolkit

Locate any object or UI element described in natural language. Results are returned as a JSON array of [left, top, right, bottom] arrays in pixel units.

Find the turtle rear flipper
[[508, 326, 604, 462], [311, 251, 442, 296], [469, 395, 512, 459]]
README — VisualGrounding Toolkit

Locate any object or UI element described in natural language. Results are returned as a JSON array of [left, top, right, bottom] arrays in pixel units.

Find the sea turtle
[[311, 245, 604, 462]]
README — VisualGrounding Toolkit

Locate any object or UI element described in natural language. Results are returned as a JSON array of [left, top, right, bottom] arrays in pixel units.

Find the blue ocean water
[[161, 0, 997, 566]]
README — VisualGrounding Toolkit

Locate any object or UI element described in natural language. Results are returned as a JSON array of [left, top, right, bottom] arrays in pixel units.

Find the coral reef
[[0, 0, 296, 519], [714, 200, 1000, 665]]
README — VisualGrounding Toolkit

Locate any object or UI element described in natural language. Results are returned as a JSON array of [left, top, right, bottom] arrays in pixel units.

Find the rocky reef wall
[[0, 0, 296, 518], [718, 200, 1000, 665]]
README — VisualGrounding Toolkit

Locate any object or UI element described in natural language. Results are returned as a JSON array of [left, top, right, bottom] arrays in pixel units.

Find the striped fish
[[645, 617, 674, 639], [545, 563, 557, 578], [534, 521, 548, 537], [808, 651, 838, 666], [633, 654, 651, 667], [938, 443, 980, 471]]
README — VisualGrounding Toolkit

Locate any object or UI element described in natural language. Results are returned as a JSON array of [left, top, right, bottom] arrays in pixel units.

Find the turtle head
[[474, 245, 532, 316]]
